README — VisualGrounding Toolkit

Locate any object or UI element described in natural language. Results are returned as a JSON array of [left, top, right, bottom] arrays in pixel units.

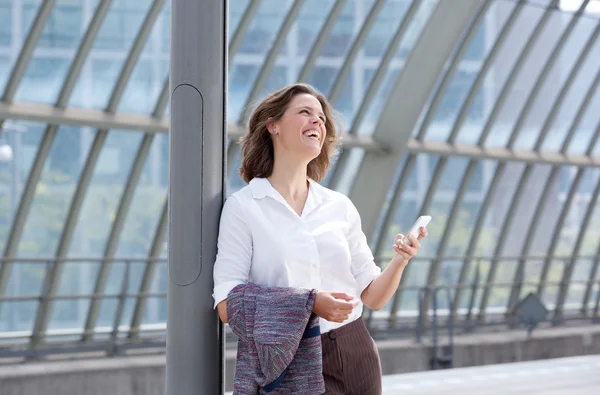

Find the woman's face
[[269, 93, 327, 163]]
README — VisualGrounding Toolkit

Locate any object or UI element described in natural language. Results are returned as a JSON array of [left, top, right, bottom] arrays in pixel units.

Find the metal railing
[[0, 255, 599, 359]]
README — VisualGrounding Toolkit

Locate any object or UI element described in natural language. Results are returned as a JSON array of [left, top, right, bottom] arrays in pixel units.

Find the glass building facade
[[0, 0, 599, 355]]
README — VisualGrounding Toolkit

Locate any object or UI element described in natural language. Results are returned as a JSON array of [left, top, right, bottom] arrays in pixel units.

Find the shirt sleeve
[[212, 195, 253, 309], [345, 197, 382, 295]]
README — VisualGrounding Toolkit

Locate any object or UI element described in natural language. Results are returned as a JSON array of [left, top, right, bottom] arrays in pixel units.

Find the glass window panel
[[487, 258, 518, 310], [330, 148, 364, 196], [333, 72, 354, 122], [437, 259, 463, 287], [116, 134, 167, 258], [66, 131, 142, 258], [363, 1, 410, 59], [228, 63, 260, 122], [397, 259, 433, 312], [541, 259, 566, 309], [0, 56, 9, 93], [0, 0, 11, 46], [0, 121, 44, 254], [38, 0, 85, 49], [564, 257, 594, 308], [555, 168, 600, 257], [94, 0, 150, 50], [495, 165, 552, 256], [238, 0, 292, 56], [464, 19, 486, 62], [579, 194, 600, 255], [139, 261, 167, 326], [541, 44, 600, 152], [425, 157, 469, 253], [259, 65, 289, 99], [308, 65, 336, 98], [295, 0, 333, 57], [512, 17, 596, 150], [0, 261, 44, 332], [68, 1, 151, 109], [319, 0, 355, 57], [428, 70, 482, 141], [357, 67, 401, 135], [119, 2, 169, 114], [474, 162, 528, 256], [455, 258, 484, 312], [160, 1, 170, 53], [568, 127, 599, 156], [91, 58, 122, 109], [118, 59, 157, 113], [395, 0, 437, 60], [16, 126, 90, 258], [382, 154, 438, 261], [0, 300, 38, 333], [15, 57, 70, 104], [229, 0, 250, 36], [90, 261, 144, 335]]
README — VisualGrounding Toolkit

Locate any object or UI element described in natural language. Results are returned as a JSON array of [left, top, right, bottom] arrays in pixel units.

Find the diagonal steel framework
[[348, 0, 482, 242], [30, 0, 166, 347], [374, 0, 494, 325], [415, 0, 528, 319], [328, 0, 423, 191], [0, 0, 114, 313], [475, 11, 600, 320], [0, 0, 600, 352]]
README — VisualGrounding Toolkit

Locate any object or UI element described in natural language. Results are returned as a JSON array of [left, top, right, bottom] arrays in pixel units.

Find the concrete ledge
[[1, 324, 599, 394]]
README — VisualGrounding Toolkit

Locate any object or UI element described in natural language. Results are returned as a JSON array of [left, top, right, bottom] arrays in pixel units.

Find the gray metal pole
[[167, 1, 227, 394]]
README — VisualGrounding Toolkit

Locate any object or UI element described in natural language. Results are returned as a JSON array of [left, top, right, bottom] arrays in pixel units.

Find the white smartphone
[[403, 215, 431, 242]]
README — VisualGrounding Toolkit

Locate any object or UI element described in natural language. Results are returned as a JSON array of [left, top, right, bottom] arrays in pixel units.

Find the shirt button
[[329, 331, 336, 340]]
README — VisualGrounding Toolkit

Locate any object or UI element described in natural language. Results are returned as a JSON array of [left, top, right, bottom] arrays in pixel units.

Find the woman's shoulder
[[221, 185, 254, 215]]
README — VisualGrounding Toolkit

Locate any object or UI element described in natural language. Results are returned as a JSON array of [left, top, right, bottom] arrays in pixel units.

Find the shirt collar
[[248, 177, 330, 206]]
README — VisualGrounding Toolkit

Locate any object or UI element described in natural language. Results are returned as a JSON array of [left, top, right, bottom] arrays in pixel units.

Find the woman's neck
[[267, 156, 309, 202]]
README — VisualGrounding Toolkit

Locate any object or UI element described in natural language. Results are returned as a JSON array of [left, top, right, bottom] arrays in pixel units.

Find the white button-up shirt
[[212, 177, 382, 333]]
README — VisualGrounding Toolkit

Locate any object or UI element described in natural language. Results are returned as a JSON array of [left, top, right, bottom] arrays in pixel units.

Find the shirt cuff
[[213, 280, 246, 309], [355, 269, 382, 296]]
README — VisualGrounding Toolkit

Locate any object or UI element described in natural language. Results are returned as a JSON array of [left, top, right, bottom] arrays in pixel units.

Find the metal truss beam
[[0, 0, 114, 313], [30, 0, 166, 347], [328, 0, 423, 191], [348, 0, 482, 240]]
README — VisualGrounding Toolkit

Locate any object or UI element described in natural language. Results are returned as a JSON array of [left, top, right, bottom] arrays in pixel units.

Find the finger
[[330, 292, 354, 301], [334, 300, 356, 312], [394, 234, 405, 245], [402, 246, 417, 259], [418, 227, 428, 240], [407, 235, 421, 250]]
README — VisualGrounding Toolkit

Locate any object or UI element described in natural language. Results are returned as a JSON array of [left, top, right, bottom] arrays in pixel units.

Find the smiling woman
[[238, 83, 340, 184], [213, 83, 428, 394]]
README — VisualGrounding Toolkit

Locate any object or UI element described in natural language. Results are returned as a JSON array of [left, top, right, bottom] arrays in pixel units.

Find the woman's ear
[[266, 118, 278, 135]]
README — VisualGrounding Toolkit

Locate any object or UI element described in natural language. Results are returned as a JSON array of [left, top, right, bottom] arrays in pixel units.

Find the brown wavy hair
[[238, 83, 340, 184]]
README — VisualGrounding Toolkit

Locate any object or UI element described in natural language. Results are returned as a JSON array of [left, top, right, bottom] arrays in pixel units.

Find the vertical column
[[167, 1, 227, 394]]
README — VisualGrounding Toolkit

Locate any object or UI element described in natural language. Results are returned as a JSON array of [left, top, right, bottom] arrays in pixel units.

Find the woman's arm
[[216, 300, 228, 323], [360, 232, 424, 311], [213, 196, 253, 323], [345, 197, 427, 311]]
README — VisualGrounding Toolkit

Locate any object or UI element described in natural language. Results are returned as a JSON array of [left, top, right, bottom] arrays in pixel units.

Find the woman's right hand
[[313, 291, 359, 323]]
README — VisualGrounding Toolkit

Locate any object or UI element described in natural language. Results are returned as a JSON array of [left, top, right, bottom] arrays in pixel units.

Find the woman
[[213, 83, 427, 394]]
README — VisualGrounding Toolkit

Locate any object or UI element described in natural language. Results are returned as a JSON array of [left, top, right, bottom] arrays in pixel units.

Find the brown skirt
[[320, 317, 382, 395]]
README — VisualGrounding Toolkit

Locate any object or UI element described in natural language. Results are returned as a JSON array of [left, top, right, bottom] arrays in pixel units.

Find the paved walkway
[[226, 355, 600, 394], [381, 355, 600, 394]]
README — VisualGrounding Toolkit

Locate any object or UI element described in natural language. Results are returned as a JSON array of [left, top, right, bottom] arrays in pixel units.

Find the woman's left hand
[[392, 227, 428, 264]]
